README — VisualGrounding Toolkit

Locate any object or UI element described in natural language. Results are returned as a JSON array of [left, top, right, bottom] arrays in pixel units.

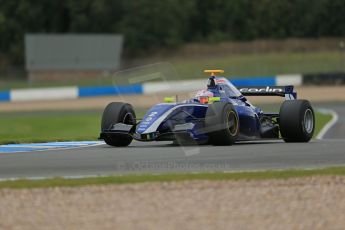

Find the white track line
[[0, 174, 103, 182], [0, 141, 105, 154], [316, 109, 339, 140]]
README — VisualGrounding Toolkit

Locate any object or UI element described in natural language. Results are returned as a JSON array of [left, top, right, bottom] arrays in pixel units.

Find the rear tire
[[279, 100, 315, 142], [101, 102, 136, 147], [205, 102, 239, 146]]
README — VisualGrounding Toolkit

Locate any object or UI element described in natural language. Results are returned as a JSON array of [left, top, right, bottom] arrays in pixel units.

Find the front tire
[[205, 102, 239, 146], [279, 100, 315, 142], [101, 102, 136, 147]]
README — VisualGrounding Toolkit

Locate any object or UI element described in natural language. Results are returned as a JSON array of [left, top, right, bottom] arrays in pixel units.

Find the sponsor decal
[[144, 111, 158, 122], [145, 117, 153, 122], [137, 110, 161, 132], [148, 111, 158, 117], [239, 86, 284, 93], [215, 78, 227, 84]]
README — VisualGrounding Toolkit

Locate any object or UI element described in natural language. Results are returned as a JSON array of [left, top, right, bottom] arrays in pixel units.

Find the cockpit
[[193, 77, 243, 104], [207, 77, 242, 98]]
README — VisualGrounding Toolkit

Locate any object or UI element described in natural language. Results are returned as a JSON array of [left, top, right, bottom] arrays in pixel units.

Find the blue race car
[[99, 70, 315, 146]]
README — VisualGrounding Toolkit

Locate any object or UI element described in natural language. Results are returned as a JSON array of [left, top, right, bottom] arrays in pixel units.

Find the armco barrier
[[0, 73, 325, 102]]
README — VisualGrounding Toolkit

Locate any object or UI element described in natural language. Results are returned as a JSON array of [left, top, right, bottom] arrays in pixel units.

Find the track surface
[[0, 103, 344, 179]]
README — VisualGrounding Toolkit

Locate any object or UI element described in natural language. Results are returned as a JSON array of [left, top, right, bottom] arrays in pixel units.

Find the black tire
[[279, 100, 315, 142], [101, 102, 136, 147], [205, 102, 239, 146]]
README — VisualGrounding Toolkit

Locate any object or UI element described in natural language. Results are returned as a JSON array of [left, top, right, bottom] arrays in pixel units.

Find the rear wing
[[237, 85, 297, 100]]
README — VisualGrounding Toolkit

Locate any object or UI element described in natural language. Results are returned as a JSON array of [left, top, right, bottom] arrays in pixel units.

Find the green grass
[[1, 166, 345, 189], [314, 111, 333, 136], [1, 51, 345, 90], [171, 51, 345, 80], [0, 110, 101, 144], [0, 110, 332, 145]]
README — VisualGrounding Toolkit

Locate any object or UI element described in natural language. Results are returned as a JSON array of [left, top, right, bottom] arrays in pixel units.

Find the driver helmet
[[195, 89, 214, 104]]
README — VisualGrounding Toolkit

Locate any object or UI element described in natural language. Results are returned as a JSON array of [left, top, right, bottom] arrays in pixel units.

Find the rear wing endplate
[[237, 85, 297, 100]]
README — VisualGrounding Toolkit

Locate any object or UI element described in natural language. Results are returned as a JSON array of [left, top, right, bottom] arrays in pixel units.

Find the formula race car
[[99, 70, 315, 146]]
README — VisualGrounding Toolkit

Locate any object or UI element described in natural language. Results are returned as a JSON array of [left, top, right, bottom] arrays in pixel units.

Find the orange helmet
[[195, 89, 214, 104]]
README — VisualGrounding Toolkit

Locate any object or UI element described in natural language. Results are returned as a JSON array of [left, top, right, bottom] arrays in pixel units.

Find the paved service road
[[0, 103, 344, 179]]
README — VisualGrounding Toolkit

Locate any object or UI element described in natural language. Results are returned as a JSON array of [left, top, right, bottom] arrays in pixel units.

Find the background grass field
[[172, 51, 345, 80], [1, 51, 345, 90], [0, 108, 332, 144]]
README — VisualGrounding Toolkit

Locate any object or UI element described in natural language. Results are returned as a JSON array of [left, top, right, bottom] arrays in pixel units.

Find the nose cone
[[136, 103, 175, 134]]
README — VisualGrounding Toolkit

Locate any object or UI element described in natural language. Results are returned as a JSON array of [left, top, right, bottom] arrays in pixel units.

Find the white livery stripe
[[142, 104, 207, 134], [10, 87, 78, 102], [276, 74, 302, 86]]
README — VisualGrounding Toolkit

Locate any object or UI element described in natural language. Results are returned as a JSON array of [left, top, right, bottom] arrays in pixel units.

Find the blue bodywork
[[104, 76, 296, 143]]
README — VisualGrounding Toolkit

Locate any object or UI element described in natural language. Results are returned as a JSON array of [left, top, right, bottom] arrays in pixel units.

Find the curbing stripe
[[0, 141, 104, 154], [10, 87, 78, 102], [78, 84, 143, 97], [143, 79, 205, 94], [231, 77, 276, 86], [0, 91, 10, 102], [0, 73, 336, 102], [1, 76, 281, 102], [142, 77, 277, 94], [276, 74, 302, 86]]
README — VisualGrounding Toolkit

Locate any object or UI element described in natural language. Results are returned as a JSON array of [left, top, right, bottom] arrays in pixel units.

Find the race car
[[99, 70, 315, 146]]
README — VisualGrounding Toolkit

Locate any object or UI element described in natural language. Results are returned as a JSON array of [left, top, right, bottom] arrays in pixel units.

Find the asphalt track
[[0, 103, 344, 179]]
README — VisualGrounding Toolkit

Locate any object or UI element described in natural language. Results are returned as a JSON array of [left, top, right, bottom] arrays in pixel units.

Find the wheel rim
[[303, 109, 314, 134], [227, 111, 238, 136], [123, 112, 135, 125]]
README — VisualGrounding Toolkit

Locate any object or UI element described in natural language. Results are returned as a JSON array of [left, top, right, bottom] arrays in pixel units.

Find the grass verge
[[313, 110, 332, 136], [0, 110, 101, 144], [1, 166, 345, 189]]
